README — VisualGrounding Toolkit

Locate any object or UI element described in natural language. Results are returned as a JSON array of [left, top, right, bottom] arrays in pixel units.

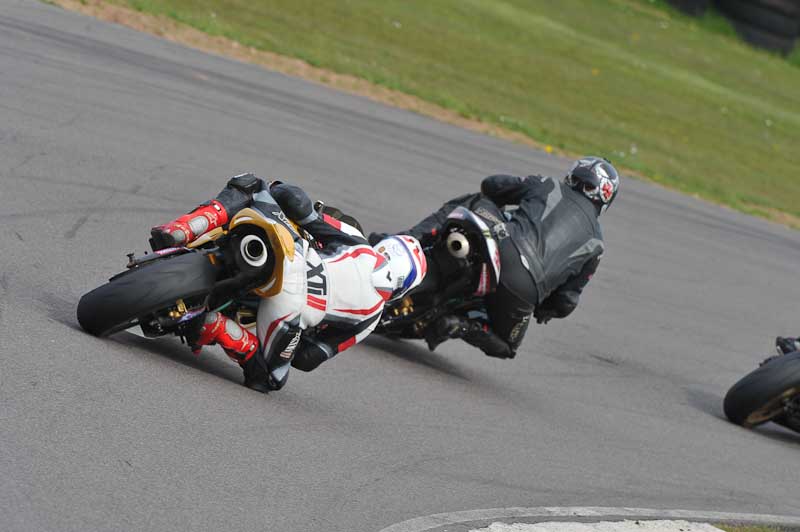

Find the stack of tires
[[667, 0, 799, 55], [667, 0, 712, 16], [715, 0, 800, 55]]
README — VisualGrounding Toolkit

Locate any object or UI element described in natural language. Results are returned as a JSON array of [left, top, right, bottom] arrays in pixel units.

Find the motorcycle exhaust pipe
[[446, 231, 470, 259], [240, 234, 269, 268]]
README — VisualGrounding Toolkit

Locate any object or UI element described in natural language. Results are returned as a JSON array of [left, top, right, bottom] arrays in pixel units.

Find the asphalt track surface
[[1, 2, 799, 531]]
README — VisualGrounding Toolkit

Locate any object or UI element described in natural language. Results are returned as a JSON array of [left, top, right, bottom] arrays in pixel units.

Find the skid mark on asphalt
[[379, 507, 800, 532], [64, 214, 89, 239]]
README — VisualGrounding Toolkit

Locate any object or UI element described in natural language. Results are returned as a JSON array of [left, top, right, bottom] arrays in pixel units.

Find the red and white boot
[[150, 200, 229, 251], [191, 312, 259, 366]]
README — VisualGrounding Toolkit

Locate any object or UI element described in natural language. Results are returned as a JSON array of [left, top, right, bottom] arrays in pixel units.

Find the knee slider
[[291, 337, 332, 372]]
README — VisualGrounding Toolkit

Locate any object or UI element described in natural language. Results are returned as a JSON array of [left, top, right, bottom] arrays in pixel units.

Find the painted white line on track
[[472, 520, 723, 532], [378, 506, 800, 532]]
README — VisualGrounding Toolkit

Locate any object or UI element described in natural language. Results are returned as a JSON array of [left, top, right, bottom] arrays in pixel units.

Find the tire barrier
[[666, 0, 711, 16], [715, 0, 799, 54], [668, 0, 799, 55]]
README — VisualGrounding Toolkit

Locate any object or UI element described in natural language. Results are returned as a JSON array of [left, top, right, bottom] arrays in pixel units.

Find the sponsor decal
[[280, 331, 301, 359], [271, 210, 292, 227], [509, 315, 530, 342], [493, 222, 509, 240], [474, 264, 490, 296], [306, 261, 328, 296], [475, 207, 504, 226]]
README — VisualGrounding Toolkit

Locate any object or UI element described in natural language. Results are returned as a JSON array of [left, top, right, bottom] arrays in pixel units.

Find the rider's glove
[[534, 308, 556, 324]]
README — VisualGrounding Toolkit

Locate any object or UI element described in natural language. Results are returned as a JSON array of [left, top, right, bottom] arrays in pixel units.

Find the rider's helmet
[[372, 235, 427, 301], [564, 156, 620, 214]]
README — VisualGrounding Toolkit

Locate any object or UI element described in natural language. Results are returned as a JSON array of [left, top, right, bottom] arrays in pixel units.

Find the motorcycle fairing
[[445, 206, 501, 285]]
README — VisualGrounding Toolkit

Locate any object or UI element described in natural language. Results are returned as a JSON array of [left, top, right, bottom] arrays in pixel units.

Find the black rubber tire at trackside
[[730, 18, 797, 54], [716, 0, 800, 38], [667, 0, 711, 16], [77, 252, 218, 337], [723, 351, 800, 427]]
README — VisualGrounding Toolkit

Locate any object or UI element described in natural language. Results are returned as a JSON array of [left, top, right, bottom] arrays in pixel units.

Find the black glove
[[271, 183, 317, 225], [534, 308, 556, 324]]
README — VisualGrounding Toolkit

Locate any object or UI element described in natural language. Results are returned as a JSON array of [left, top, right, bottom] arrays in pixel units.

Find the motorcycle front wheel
[[723, 351, 800, 428]]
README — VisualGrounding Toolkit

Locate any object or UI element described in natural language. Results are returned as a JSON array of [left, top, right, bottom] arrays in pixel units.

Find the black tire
[[723, 351, 800, 427], [729, 18, 797, 54], [667, 0, 711, 16], [760, 0, 800, 18], [77, 252, 218, 337], [716, 0, 799, 38]]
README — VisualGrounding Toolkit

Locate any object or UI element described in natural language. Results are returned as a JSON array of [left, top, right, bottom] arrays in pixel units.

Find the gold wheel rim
[[744, 387, 800, 427]]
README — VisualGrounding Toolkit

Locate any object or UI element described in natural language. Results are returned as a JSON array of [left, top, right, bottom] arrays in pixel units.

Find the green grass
[[717, 525, 792, 532], [111, 0, 800, 221]]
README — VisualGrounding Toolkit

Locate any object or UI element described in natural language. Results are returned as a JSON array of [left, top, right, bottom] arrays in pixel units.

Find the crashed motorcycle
[[375, 206, 501, 346], [77, 196, 352, 343], [724, 351, 800, 434]]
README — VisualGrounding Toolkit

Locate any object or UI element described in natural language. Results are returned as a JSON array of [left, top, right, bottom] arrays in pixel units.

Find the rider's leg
[[247, 250, 307, 391], [191, 312, 259, 364], [190, 312, 279, 393], [150, 173, 264, 250]]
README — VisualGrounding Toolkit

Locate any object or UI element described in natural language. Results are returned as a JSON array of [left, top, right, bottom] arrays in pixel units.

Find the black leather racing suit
[[406, 174, 605, 359]]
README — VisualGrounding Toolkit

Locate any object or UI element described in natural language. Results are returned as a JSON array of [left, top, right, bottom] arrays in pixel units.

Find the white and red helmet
[[372, 235, 427, 300]]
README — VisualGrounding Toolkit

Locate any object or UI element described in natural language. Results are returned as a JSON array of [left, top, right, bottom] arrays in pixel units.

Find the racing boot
[[189, 312, 271, 392], [150, 200, 229, 251], [189, 312, 259, 366], [425, 315, 469, 351], [242, 356, 272, 394]]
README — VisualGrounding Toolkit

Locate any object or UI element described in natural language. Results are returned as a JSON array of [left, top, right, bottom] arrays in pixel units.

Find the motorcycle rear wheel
[[77, 252, 218, 337], [723, 351, 800, 428]]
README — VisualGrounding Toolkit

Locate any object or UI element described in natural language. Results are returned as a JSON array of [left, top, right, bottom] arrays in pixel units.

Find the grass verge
[[47, 0, 800, 227], [717, 525, 793, 532]]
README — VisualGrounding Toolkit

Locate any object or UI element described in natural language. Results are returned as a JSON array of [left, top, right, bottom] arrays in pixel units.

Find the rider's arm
[[291, 314, 381, 372], [215, 173, 266, 214], [403, 192, 482, 246], [481, 174, 542, 207], [534, 256, 600, 322], [270, 182, 368, 248]]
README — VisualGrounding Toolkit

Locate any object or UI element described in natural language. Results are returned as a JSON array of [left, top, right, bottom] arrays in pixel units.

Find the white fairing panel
[[446, 206, 501, 284]]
